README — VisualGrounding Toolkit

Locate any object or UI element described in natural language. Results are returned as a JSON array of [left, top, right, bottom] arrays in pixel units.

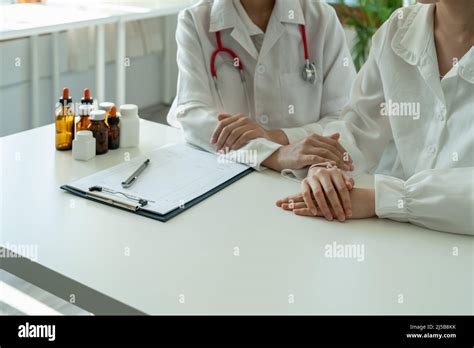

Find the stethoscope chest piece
[[302, 61, 317, 84]]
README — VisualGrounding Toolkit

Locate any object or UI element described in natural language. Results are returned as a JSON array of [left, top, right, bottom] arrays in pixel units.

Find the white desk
[[1, 120, 473, 315]]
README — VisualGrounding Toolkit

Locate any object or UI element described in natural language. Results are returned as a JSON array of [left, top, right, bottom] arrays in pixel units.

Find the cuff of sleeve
[[282, 124, 323, 144], [281, 168, 308, 181], [375, 174, 409, 222], [248, 138, 283, 171]]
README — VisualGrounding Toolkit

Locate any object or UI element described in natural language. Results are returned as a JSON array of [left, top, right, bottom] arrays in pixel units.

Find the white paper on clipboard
[[66, 143, 251, 215]]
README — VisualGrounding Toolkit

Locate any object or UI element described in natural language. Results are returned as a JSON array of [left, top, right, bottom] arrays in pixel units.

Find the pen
[[121, 159, 150, 188]]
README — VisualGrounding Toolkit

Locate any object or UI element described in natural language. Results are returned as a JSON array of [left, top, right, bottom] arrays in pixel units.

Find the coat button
[[437, 104, 446, 121], [427, 145, 437, 155], [257, 64, 266, 74], [258, 114, 269, 125]]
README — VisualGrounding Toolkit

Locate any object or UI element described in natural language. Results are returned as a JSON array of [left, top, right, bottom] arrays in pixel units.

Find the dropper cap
[[81, 88, 94, 105], [108, 106, 120, 125], [109, 106, 117, 118], [59, 87, 72, 105]]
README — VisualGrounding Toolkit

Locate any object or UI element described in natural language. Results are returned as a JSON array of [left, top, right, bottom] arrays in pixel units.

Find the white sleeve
[[322, 18, 395, 178], [174, 11, 282, 171], [281, 6, 356, 144], [375, 167, 474, 235]]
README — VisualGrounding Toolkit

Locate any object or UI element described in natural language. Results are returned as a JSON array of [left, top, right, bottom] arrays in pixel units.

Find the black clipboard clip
[[88, 186, 154, 209]]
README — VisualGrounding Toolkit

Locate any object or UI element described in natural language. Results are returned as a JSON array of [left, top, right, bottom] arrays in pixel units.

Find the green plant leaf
[[340, 0, 404, 70]]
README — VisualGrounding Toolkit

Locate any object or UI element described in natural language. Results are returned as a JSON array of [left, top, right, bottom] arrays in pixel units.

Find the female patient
[[278, 0, 474, 235], [168, 0, 356, 171]]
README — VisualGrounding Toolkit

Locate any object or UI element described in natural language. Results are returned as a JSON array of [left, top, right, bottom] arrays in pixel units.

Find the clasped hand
[[210, 114, 353, 172], [276, 166, 376, 222]]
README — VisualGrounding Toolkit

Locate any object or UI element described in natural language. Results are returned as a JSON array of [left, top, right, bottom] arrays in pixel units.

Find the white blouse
[[324, 4, 474, 235]]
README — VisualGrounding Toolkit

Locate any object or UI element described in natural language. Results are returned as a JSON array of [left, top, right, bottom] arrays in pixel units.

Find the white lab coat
[[168, 0, 356, 170], [320, 4, 473, 235]]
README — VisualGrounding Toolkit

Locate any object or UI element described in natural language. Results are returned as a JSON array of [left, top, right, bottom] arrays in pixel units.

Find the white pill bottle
[[119, 104, 140, 148]]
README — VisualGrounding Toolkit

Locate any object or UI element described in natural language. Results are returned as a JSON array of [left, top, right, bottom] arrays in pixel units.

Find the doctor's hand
[[210, 114, 288, 151], [276, 188, 376, 222], [262, 134, 353, 172]]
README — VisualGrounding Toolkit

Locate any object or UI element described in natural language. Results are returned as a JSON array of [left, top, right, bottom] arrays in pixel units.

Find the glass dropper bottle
[[55, 87, 75, 151]]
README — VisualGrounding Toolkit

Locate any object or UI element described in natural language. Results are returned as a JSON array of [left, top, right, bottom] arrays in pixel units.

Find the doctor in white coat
[[278, 0, 474, 235], [168, 0, 356, 171]]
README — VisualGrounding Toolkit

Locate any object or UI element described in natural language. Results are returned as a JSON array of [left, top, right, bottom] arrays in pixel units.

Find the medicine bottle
[[72, 131, 96, 161], [77, 105, 92, 132], [55, 87, 75, 151], [108, 106, 120, 150], [88, 110, 109, 155], [99, 102, 115, 128], [119, 104, 140, 148]]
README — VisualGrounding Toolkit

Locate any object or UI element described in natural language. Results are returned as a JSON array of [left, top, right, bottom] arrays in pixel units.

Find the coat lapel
[[259, 0, 305, 61], [209, 0, 258, 60], [258, 15, 286, 60], [209, 0, 306, 62], [230, 25, 259, 61]]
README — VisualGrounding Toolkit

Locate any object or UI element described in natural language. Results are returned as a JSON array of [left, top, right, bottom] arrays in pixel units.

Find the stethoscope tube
[[211, 31, 245, 77], [300, 24, 310, 61], [299, 24, 317, 84]]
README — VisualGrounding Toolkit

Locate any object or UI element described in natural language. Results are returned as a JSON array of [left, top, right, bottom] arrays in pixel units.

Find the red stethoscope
[[211, 24, 316, 84], [210, 24, 316, 113]]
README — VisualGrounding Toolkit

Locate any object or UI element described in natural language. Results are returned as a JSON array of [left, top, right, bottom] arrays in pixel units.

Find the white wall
[[0, 16, 178, 137], [0, 15, 354, 138]]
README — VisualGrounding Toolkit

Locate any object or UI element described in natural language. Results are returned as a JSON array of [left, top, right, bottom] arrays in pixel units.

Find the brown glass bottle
[[55, 87, 75, 151], [88, 110, 109, 155], [77, 105, 92, 132], [99, 102, 115, 128], [107, 106, 120, 150]]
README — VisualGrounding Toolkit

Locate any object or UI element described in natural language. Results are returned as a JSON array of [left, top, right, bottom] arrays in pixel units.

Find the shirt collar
[[457, 47, 474, 84], [209, 0, 305, 33], [391, 3, 433, 66], [391, 3, 474, 84]]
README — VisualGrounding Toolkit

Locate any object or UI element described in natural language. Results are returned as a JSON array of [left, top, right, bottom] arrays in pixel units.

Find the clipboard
[[61, 144, 254, 222]]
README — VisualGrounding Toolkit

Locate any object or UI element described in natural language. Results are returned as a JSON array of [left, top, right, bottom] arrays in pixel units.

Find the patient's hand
[[276, 188, 376, 221], [301, 165, 355, 221]]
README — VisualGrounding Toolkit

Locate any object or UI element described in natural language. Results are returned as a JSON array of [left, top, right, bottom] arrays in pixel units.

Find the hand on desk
[[263, 134, 354, 172], [210, 114, 288, 151], [277, 188, 375, 222], [276, 166, 375, 222], [210, 115, 353, 172]]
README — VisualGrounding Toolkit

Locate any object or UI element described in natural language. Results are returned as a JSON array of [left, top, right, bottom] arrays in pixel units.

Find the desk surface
[[1, 120, 472, 315]]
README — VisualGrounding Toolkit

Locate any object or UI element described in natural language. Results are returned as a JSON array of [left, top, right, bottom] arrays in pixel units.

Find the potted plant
[[336, 0, 415, 70]]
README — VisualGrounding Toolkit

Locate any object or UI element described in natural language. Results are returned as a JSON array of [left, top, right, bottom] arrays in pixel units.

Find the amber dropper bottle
[[55, 87, 75, 151], [107, 106, 120, 150], [77, 88, 93, 132]]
